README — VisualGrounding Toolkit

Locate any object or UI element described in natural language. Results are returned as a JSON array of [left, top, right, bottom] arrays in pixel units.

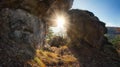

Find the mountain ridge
[[107, 27, 120, 34]]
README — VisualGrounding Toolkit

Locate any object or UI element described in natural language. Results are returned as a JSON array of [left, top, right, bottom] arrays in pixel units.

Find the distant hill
[[107, 27, 120, 38], [107, 27, 120, 34]]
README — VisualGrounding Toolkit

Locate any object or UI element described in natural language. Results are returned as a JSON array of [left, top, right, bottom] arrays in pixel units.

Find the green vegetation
[[106, 35, 120, 50], [107, 35, 120, 56], [46, 29, 54, 41]]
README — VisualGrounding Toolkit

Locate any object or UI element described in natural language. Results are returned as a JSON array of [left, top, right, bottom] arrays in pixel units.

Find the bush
[[49, 36, 67, 47]]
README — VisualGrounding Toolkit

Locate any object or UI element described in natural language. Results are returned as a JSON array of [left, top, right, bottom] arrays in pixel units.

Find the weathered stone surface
[[0, 0, 74, 27], [0, 0, 74, 17], [0, 0, 55, 17], [47, 0, 74, 13], [67, 9, 107, 48], [67, 9, 120, 67], [0, 8, 46, 66]]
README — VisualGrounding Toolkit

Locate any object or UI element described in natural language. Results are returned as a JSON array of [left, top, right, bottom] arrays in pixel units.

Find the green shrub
[[107, 35, 120, 49]]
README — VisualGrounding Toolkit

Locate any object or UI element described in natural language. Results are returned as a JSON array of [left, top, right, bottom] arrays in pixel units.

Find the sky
[[72, 0, 120, 27]]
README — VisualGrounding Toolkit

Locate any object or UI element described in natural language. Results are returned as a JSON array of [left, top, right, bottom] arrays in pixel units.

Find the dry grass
[[36, 49, 59, 65], [34, 57, 46, 67], [62, 55, 77, 63], [28, 46, 79, 67]]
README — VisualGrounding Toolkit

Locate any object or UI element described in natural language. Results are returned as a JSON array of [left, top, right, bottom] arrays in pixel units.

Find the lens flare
[[49, 11, 69, 36], [55, 15, 65, 28]]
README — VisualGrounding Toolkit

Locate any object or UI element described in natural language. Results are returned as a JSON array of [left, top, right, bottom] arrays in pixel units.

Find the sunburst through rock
[[55, 15, 65, 28], [49, 11, 69, 37]]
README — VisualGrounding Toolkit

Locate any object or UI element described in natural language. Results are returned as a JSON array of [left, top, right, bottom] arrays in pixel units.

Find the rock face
[[0, 0, 74, 26], [67, 9, 107, 48], [0, 0, 74, 66], [0, 0, 73, 17], [0, 8, 46, 66], [0, 0, 55, 17], [47, 0, 73, 13], [67, 9, 120, 67]]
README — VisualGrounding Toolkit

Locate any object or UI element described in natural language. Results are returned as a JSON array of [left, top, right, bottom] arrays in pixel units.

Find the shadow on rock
[[67, 9, 120, 67]]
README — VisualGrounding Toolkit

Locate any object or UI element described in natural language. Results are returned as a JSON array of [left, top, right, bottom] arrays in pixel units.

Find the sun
[[55, 15, 65, 28], [49, 11, 69, 36]]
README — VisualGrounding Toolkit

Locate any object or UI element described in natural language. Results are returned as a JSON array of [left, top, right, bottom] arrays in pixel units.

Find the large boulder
[[67, 9, 120, 67], [67, 9, 107, 48], [0, 8, 46, 66]]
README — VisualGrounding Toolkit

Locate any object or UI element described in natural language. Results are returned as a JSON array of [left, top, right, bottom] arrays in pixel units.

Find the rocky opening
[[0, 0, 120, 67]]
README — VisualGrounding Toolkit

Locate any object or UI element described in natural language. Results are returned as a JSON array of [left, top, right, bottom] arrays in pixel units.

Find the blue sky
[[72, 0, 120, 27]]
